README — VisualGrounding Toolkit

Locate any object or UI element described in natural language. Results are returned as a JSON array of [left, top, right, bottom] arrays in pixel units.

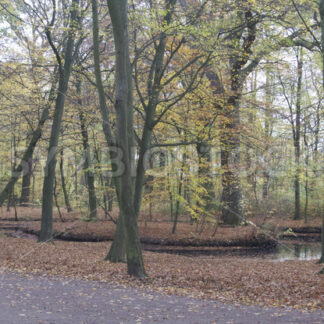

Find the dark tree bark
[[304, 122, 309, 224], [144, 157, 154, 221], [74, 148, 79, 200], [206, 10, 257, 225], [39, 0, 80, 242], [318, 0, 324, 266], [105, 214, 126, 263], [319, 215, 324, 264], [77, 80, 97, 219], [20, 156, 32, 206], [220, 10, 257, 225], [59, 149, 72, 212], [54, 175, 65, 222], [220, 98, 242, 226], [108, 178, 114, 212], [79, 115, 97, 219], [167, 153, 174, 222], [91, 0, 125, 262], [293, 49, 303, 220], [262, 68, 273, 200]]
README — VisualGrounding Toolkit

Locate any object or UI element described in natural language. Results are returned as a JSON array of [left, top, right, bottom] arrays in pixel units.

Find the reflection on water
[[272, 243, 321, 261], [143, 242, 322, 261]]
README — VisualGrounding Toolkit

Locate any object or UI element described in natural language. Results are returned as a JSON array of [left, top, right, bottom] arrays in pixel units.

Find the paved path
[[0, 272, 323, 323]]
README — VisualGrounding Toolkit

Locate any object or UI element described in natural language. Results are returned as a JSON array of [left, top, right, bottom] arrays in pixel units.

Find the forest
[[0, 0, 323, 321]]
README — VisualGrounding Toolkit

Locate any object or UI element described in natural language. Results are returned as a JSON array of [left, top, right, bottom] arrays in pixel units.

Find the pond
[[273, 243, 322, 261], [143, 242, 322, 261]]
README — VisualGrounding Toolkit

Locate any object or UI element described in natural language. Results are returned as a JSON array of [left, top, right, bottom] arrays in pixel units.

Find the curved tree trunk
[[39, 0, 80, 242], [91, 0, 125, 261]]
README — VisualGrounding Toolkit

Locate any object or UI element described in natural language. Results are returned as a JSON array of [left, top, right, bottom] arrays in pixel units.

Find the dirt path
[[0, 271, 323, 323]]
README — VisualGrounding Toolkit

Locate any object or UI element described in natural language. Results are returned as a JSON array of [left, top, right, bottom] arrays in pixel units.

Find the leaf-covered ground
[[14, 220, 269, 245], [0, 237, 323, 310], [0, 207, 281, 247]]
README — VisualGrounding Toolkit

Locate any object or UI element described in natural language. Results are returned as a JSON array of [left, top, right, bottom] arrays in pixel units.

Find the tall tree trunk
[[220, 96, 242, 225], [145, 157, 154, 221], [54, 175, 65, 222], [172, 152, 186, 234], [77, 80, 97, 219], [20, 156, 32, 206], [167, 152, 174, 222], [263, 68, 272, 200], [212, 9, 256, 226], [91, 0, 125, 262], [74, 147, 79, 199], [262, 172, 270, 199], [304, 129, 309, 224], [108, 178, 114, 212], [293, 49, 303, 220], [78, 116, 97, 219], [31, 172, 35, 204], [196, 142, 216, 214], [319, 215, 324, 264], [93, 142, 113, 216], [39, 0, 79, 242], [107, 0, 145, 277], [319, 0, 324, 266], [59, 149, 72, 212], [103, 0, 177, 264]]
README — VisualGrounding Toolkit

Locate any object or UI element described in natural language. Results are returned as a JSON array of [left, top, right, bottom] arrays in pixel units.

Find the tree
[[76, 78, 97, 220], [0, 72, 58, 207], [318, 0, 324, 266], [89, 0, 146, 277], [39, 0, 81, 242], [278, 48, 304, 220], [0, 1, 60, 207], [92, 0, 208, 266], [203, 0, 317, 225], [206, 5, 258, 225], [107, 0, 146, 277]]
